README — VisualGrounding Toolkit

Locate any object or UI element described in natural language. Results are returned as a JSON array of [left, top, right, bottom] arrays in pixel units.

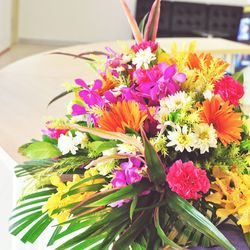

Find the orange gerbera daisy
[[199, 96, 243, 146], [98, 100, 148, 133]]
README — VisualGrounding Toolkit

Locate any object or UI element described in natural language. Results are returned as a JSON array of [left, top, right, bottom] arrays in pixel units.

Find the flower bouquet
[[10, 0, 250, 249]]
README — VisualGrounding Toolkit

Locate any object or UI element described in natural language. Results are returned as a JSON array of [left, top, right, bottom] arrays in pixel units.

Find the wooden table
[[1, 38, 250, 163]]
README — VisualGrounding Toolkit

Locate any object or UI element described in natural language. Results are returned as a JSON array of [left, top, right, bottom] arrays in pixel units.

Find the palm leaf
[[10, 188, 56, 243], [166, 191, 236, 250]]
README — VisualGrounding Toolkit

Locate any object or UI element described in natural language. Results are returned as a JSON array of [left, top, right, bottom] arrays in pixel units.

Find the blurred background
[[1, 0, 250, 69]]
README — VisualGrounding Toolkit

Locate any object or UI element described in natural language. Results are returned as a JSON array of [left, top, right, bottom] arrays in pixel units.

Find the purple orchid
[[71, 104, 87, 116], [110, 157, 143, 207], [133, 63, 186, 102], [76, 78, 104, 107]]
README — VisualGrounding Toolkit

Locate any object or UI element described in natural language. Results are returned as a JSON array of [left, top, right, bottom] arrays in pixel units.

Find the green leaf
[[15, 159, 54, 177], [42, 135, 58, 145], [113, 210, 152, 250], [25, 141, 61, 159], [154, 207, 183, 249], [70, 175, 105, 190], [61, 183, 105, 199], [18, 143, 32, 156], [21, 214, 53, 243], [87, 180, 149, 207], [169, 111, 180, 122], [139, 13, 149, 35], [233, 71, 244, 84], [141, 129, 166, 185], [166, 191, 236, 250], [89, 140, 117, 155], [56, 206, 129, 249], [130, 196, 138, 220], [48, 90, 72, 106], [240, 139, 250, 151], [245, 233, 250, 248], [47, 226, 63, 246], [131, 242, 146, 250]]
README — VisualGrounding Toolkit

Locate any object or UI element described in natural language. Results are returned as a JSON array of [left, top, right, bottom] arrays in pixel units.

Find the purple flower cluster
[[110, 157, 143, 207], [134, 63, 186, 104]]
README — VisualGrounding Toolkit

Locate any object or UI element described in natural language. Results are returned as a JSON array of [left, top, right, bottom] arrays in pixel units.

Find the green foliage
[[232, 71, 244, 84], [166, 191, 235, 250], [88, 140, 117, 157], [139, 13, 149, 34], [10, 188, 56, 243], [10, 179, 236, 249], [206, 143, 250, 174], [15, 159, 55, 177], [241, 139, 250, 151], [141, 129, 166, 185], [24, 141, 61, 160]]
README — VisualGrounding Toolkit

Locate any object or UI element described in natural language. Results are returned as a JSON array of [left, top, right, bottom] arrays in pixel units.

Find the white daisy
[[193, 124, 217, 154], [154, 107, 170, 124], [160, 91, 192, 113], [58, 132, 79, 155], [132, 47, 156, 69], [167, 125, 195, 152]]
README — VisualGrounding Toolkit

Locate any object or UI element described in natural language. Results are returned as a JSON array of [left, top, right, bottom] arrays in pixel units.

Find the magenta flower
[[76, 78, 104, 107], [166, 160, 210, 200], [71, 104, 86, 116], [134, 63, 186, 102], [42, 122, 69, 139], [131, 41, 158, 53], [110, 157, 143, 207], [214, 75, 244, 106]]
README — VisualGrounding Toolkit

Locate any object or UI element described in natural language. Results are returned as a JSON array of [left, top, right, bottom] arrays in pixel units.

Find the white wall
[[19, 0, 137, 44], [0, 0, 12, 52]]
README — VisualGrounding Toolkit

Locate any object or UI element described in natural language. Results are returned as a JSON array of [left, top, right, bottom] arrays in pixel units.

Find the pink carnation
[[166, 160, 210, 200], [42, 127, 69, 139], [131, 41, 158, 53], [214, 75, 244, 106]]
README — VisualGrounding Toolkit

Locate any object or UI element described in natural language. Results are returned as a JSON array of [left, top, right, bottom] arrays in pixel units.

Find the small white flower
[[160, 91, 192, 113], [58, 132, 78, 155], [203, 90, 213, 100], [167, 125, 195, 152], [74, 131, 89, 149], [117, 136, 141, 155], [58, 131, 88, 155], [122, 54, 132, 64], [132, 47, 156, 69], [193, 124, 217, 154], [154, 107, 170, 124]]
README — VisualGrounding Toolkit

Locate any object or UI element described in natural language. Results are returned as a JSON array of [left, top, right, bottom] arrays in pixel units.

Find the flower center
[[198, 131, 210, 140], [177, 134, 191, 145]]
